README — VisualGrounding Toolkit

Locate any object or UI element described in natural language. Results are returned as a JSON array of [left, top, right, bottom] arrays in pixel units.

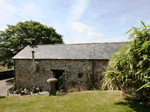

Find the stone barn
[[13, 42, 127, 91]]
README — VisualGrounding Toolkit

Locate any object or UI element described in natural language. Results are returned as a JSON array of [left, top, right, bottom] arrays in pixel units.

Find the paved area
[[0, 78, 14, 96]]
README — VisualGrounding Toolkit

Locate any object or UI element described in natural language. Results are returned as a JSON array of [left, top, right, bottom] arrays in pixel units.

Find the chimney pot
[[32, 51, 35, 53]]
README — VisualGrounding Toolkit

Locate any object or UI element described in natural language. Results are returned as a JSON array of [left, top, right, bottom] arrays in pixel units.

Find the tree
[[102, 21, 150, 100], [0, 20, 64, 68]]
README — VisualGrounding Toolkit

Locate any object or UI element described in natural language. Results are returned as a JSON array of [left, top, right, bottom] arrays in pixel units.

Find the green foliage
[[0, 20, 64, 68], [0, 66, 7, 71], [102, 21, 150, 99], [137, 77, 150, 91]]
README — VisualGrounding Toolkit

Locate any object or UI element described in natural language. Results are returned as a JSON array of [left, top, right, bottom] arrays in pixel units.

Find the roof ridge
[[36, 41, 130, 46]]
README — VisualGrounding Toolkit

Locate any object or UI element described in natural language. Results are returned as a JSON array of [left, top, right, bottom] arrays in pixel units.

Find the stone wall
[[14, 59, 108, 91]]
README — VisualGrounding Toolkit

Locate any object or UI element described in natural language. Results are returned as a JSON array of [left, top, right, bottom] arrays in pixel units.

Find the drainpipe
[[32, 51, 36, 75]]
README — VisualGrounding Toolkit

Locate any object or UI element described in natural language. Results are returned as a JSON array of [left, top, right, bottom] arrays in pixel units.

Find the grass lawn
[[0, 91, 149, 112]]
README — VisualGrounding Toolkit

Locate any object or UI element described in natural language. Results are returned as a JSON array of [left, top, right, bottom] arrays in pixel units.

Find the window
[[78, 73, 83, 78]]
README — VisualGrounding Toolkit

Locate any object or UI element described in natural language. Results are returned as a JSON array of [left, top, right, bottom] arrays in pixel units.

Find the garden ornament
[[47, 78, 58, 95]]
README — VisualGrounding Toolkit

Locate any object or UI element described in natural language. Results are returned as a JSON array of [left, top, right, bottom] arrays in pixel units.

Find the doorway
[[51, 69, 65, 91]]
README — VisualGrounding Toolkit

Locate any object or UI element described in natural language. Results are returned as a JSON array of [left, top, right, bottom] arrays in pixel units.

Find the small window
[[78, 73, 83, 78]]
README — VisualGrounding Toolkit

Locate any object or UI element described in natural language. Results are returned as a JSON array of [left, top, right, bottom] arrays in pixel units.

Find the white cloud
[[19, 2, 46, 18], [0, 27, 6, 31], [0, 0, 15, 12], [88, 32, 104, 37], [67, 0, 104, 42], [20, 20, 26, 22], [0, 0, 16, 21], [0, 1, 45, 20], [54, 25, 64, 34], [68, 0, 89, 21], [70, 22, 94, 32], [0, 1, 47, 30], [74, 36, 89, 43], [69, 21, 104, 38], [65, 35, 129, 44]]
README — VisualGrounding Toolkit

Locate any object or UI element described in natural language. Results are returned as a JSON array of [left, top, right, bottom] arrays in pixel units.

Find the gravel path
[[0, 78, 14, 96]]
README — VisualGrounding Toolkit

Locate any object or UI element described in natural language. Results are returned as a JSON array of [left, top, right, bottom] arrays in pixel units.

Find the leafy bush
[[102, 21, 150, 100]]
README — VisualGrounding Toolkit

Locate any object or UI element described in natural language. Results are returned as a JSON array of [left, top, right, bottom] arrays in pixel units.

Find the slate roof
[[12, 42, 129, 60]]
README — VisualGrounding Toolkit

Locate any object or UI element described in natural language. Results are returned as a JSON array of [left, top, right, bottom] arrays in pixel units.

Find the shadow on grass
[[54, 93, 67, 97], [0, 96, 5, 99], [47, 92, 67, 97], [115, 100, 150, 112], [57, 93, 67, 96]]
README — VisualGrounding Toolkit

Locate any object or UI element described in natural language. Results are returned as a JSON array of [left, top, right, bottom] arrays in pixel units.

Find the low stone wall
[[14, 59, 108, 91]]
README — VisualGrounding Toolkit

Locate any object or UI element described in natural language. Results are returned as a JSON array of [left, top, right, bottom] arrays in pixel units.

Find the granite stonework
[[14, 59, 108, 91]]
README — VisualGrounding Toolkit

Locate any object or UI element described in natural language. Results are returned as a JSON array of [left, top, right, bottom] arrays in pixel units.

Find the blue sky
[[0, 0, 150, 44]]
